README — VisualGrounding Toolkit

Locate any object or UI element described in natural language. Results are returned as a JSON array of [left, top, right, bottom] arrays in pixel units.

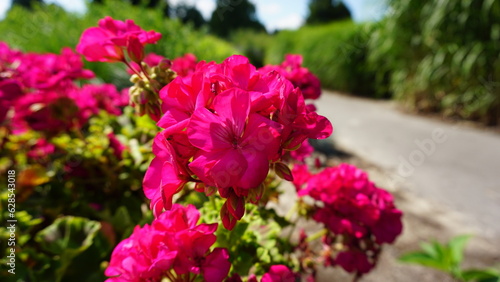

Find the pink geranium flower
[[18, 48, 94, 90], [12, 90, 80, 134], [297, 163, 403, 274], [187, 88, 282, 190], [70, 84, 127, 118], [289, 139, 314, 163], [105, 204, 231, 282], [145, 54, 332, 229], [171, 53, 197, 77], [260, 54, 321, 100], [261, 265, 297, 282], [26, 138, 56, 162], [77, 16, 161, 62], [335, 250, 374, 274], [0, 79, 23, 124], [143, 132, 193, 216]]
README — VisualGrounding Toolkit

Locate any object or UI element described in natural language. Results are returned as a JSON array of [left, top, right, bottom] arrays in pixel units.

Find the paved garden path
[[315, 91, 500, 238]]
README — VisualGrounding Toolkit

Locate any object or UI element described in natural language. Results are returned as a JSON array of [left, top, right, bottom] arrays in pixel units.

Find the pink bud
[[127, 35, 144, 63], [220, 202, 237, 230], [226, 195, 245, 220], [274, 162, 294, 181], [247, 183, 264, 204]]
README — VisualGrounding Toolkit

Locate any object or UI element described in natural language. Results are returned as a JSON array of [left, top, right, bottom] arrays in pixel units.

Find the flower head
[[105, 204, 231, 282], [77, 16, 161, 62], [261, 265, 297, 282], [296, 163, 403, 274], [260, 54, 321, 100], [145, 54, 332, 229]]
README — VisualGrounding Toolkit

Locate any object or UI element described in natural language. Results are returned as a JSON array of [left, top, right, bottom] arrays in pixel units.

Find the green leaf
[[257, 247, 271, 264], [35, 216, 101, 282], [35, 216, 101, 255], [399, 252, 449, 271], [110, 206, 133, 237], [462, 269, 500, 282], [420, 241, 439, 258], [448, 235, 471, 265]]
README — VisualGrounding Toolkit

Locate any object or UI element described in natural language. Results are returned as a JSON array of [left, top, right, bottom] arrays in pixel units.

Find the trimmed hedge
[[0, 1, 237, 86], [265, 20, 384, 98]]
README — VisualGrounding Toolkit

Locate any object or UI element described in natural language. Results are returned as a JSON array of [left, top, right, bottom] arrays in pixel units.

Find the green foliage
[[368, 0, 500, 125], [400, 235, 500, 282], [266, 20, 382, 97], [209, 0, 266, 38], [306, 0, 351, 25], [172, 3, 206, 29], [263, 0, 499, 124], [199, 198, 295, 277], [0, 1, 236, 84], [0, 108, 156, 281], [34, 217, 102, 282], [230, 30, 273, 67], [12, 0, 43, 9]]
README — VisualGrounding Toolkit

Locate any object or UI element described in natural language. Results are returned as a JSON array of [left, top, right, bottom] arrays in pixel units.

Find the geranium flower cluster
[[77, 17, 167, 121], [260, 265, 297, 282], [171, 53, 198, 77], [293, 163, 403, 274], [259, 54, 321, 100], [144, 54, 333, 229], [76, 16, 161, 63], [105, 204, 231, 282], [0, 42, 127, 134]]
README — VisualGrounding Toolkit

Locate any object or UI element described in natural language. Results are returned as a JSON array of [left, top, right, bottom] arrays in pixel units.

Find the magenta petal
[[191, 232, 217, 257], [241, 113, 282, 157], [261, 265, 296, 282], [213, 88, 250, 138], [143, 157, 163, 199], [223, 55, 254, 89], [306, 112, 333, 139], [211, 149, 247, 188], [189, 151, 226, 187], [159, 162, 186, 210], [149, 249, 177, 273], [372, 209, 403, 244], [157, 110, 190, 134], [202, 248, 231, 282], [237, 150, 269, 189], [188, 107, 232, 151]]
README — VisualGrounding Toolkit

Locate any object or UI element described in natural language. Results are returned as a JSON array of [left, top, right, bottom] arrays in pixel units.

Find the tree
[[12, 0, 44, 9], [173, 4, 206, 29], [306, 0, 351, 24], [209, 0, 266, 38], [91, 0, 170, 17]]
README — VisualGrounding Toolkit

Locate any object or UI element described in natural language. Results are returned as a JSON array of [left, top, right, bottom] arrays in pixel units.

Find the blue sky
[[0, 0, 387, 31]]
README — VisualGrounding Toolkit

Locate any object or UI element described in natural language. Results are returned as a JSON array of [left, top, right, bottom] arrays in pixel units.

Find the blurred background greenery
[[1, 0, 498, 123]]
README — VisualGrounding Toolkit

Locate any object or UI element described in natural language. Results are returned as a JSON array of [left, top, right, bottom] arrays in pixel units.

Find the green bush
[[0, 1, 236, 86], [265, 20, 382, 97], [369, 0, 500, 125], [230, 30, 273, 68]]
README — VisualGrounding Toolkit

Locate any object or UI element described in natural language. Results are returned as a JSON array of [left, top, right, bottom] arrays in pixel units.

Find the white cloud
[[46, 0, 86, 14], [258, 3, 281, 16], [0, 1, 11, 20], [168, 0, 215, 20], [271, 13, 303, 30], [195, 0, 216, 20]]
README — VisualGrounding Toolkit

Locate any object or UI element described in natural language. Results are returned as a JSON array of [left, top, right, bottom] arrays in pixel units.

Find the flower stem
[[306, 228, 328, 243]]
